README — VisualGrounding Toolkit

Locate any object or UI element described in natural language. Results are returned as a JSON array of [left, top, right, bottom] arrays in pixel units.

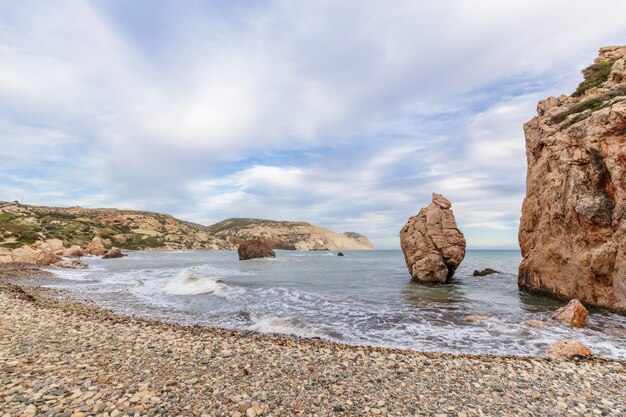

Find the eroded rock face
[[400, 193, 466, 283], [519, 46, 626, 314], [238, 240, 276, 260]]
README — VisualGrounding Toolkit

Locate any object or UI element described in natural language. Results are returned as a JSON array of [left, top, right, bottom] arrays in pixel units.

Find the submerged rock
[[522, 320, 549, 329], [472, 268, 499, 276], [518, 46, 626, 314], [464, 315, 489, 323], [238, 240, 276, 260], [546, 340, 592, 360], [552, 299, 589, 328], [400, 193, 466, 283]]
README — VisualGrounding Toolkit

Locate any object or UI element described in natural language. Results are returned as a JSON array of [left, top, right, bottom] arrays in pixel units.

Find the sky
[[1, 1, 626, 249]]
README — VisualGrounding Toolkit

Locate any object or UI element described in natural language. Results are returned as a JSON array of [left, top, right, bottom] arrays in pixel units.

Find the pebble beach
[[0, 265, 625, 417]]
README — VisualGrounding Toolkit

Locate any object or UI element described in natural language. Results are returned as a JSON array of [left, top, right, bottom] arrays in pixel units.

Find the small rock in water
[[337, 252, 344, 256], [464, 315, 489, 323], [522, 320, 548, 329], [472, 268, 498, 276], [546, 339, 592, 359], [552, 299, 588, 328]]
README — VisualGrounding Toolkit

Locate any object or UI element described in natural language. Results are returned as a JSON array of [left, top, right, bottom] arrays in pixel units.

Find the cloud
[[1, 1, 626, 248]]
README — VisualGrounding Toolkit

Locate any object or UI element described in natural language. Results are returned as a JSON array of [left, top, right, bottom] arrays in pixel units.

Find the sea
[[41, 250, 626, 359]]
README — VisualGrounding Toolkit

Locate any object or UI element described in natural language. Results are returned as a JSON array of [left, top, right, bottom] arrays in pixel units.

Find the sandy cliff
[[518, 46, 626, 313]]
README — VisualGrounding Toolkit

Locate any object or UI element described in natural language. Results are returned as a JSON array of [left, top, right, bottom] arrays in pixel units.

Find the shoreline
[[1, 266, 625, 416]]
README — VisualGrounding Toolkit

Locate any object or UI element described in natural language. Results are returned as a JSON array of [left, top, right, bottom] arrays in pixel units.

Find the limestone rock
[[62, 245, 84, 258], [102, 247, 125, 259], [400, 193, 466, 283], [85, 237, 106, 256], [44, 239, 64, 252], [545, 340, 592, 360], [552, 299, 589, 328], [11, 245, 59, 266], [238, 240, 276, 260], [519, 46, 626, 314]]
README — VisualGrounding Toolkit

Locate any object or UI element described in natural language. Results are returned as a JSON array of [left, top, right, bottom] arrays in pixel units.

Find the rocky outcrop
[[552, 299, 589, 328], [545, 340, 592, 360], [400, 193, 466, 283], [85, 237, 107, 256], [238, 240, 276, 260], [518, 46, 626, 314], [209, 218, 374, 251], [10, 245, 59, 266], [102, 247, 125, 259]]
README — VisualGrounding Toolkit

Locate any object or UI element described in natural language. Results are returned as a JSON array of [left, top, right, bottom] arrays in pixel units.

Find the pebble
[[0, 275, 624, 417]]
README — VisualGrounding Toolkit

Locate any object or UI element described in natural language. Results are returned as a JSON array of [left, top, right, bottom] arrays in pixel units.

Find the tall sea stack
[[518, 46, 626, 313], [400, 193, 466, 283]]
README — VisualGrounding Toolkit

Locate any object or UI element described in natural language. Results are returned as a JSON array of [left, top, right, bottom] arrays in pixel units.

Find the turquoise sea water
[[44, 250, 626, 359]]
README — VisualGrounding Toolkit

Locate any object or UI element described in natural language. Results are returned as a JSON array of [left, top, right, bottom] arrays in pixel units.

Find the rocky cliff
[[518, 46, 626, 313], [207, 218, 375, 250], [0, 202, 374, 253]]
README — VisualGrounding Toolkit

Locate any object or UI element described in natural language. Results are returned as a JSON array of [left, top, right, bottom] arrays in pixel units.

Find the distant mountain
[[0, 202, 374, 251]]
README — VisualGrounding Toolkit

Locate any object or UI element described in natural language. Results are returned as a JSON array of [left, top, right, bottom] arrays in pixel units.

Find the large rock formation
[[519, 46, 626, 313], [238, 240, 276, 260], [400, 193, 466, 283]]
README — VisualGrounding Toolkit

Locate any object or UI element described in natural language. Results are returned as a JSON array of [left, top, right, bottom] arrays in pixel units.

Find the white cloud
[[1, 1, 626, 248]]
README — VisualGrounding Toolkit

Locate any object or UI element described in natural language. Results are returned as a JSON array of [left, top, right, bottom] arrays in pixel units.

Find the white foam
[[163, 267, 244, 299]]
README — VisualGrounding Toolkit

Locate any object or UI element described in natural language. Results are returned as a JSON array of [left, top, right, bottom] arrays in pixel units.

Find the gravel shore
[[1, 267, 624, 416]]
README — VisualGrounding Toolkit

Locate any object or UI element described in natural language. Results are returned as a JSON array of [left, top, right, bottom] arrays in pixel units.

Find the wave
[[163, 267, 244, 299]]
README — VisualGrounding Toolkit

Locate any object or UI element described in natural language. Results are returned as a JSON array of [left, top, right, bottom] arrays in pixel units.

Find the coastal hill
[[518, 45, 626, 313], [208, 218, 374, 250], [0, 202, 373, 251]]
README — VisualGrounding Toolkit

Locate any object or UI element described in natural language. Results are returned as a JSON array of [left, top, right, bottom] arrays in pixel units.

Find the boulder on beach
[[237, 240, 276, 260], [518, 46, 626, 313], [102, 247, 125, 259], [546, 339, 592, 360], [400, 193, 466, 283], [85, 237, 107, 256], [473, 268, 498, 276], [43, 239, 64, 253], [552, 299, 588, 328], [11, 245, 59, 266]]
